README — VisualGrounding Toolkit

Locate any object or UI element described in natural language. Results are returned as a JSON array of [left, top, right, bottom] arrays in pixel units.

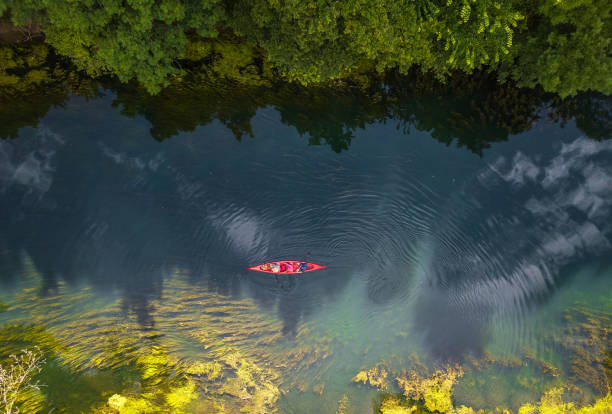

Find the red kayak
[[248, 261, 326, 274]]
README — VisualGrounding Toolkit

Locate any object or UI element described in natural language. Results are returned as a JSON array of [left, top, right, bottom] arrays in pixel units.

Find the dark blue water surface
[[1, 88, 611, 413]]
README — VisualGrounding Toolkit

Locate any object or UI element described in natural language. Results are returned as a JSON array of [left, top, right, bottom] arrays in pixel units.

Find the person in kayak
[[259, 262, 307, 273]]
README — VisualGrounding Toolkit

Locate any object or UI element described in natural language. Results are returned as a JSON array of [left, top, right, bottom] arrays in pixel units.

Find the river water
[[1, 85, 611, 413]]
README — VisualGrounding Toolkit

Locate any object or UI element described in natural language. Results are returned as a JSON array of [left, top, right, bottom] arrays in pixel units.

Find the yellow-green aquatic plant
[[336, 394, 349, 414], [0, 348, 44, 414], [517, 387, 612, 414], [396, 365, 463, 413], [353, 364, 390, 390], [185, 361, 222, 380], [378, 395, 417, 414], [555, 306, 611, 394], [105, 381, 199, 414]]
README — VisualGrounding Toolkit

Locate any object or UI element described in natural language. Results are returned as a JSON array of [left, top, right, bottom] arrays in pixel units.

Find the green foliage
[[430, 0, 523, 72], [2, 0, 225, 93], [181, 35, 272, 85], [0, 302, 7, 314], [229, 0, 361, 83], [228, 0, 524, 84], [506, 0, 612, 97], [1, 0, 610, 95]]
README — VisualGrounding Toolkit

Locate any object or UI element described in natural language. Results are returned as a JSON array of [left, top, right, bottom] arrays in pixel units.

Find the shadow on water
[[2, 42, 611, 151], [107, 72, 612, 155]]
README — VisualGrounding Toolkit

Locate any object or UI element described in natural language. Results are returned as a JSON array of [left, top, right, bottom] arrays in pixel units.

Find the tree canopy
[[502, 0, 612, 97], [1, 0, 225, 93], [0, 0, 610, 95]]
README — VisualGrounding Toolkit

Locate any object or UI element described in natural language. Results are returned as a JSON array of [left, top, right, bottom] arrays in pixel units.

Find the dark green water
[[1, 82, 611, 413]]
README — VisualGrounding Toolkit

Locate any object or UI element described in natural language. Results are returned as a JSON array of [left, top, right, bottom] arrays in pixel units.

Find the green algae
[[336, 394, 349, 414], [517, 388, 612, 414], [351, 360, 463, 413], [554, 305, 611, 394], [353, 363, 390, 390], [378, 394, 417, 414], [103, 380, 199, 413], [396, 366, 463, 413], [185, 361, 222, 380]]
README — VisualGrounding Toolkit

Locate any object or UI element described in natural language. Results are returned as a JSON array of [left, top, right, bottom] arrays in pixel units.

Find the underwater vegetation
[[352, 358, 456, 411], [0, 347, 43, 414], [450, 349, 566, 411], [353, 362, 463, 413], [555, 304, 611, 394], [335, 394, 349, 414], [372, 374, 612, 414], [355, 334, 611, 414], [353, 363, 391, 390], [1, 262, 612, 413], [396, 365, 463, 413], [516, 388, 612, 414], [378, 394, 418, 414], [0, 266, 343, 413]]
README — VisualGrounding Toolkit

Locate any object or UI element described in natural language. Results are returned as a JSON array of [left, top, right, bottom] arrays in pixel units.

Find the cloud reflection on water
[[415, 135, 612, 360]]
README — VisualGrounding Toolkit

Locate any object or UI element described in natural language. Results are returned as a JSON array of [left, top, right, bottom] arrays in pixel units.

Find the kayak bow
[[248, 261, 326, 274]]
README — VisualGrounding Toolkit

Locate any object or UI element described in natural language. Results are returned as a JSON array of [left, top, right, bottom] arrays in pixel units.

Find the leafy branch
[[0, 348, 44, 414]]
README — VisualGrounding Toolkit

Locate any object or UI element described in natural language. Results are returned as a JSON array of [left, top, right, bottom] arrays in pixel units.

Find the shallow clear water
[[1, 89, 611, 413]]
